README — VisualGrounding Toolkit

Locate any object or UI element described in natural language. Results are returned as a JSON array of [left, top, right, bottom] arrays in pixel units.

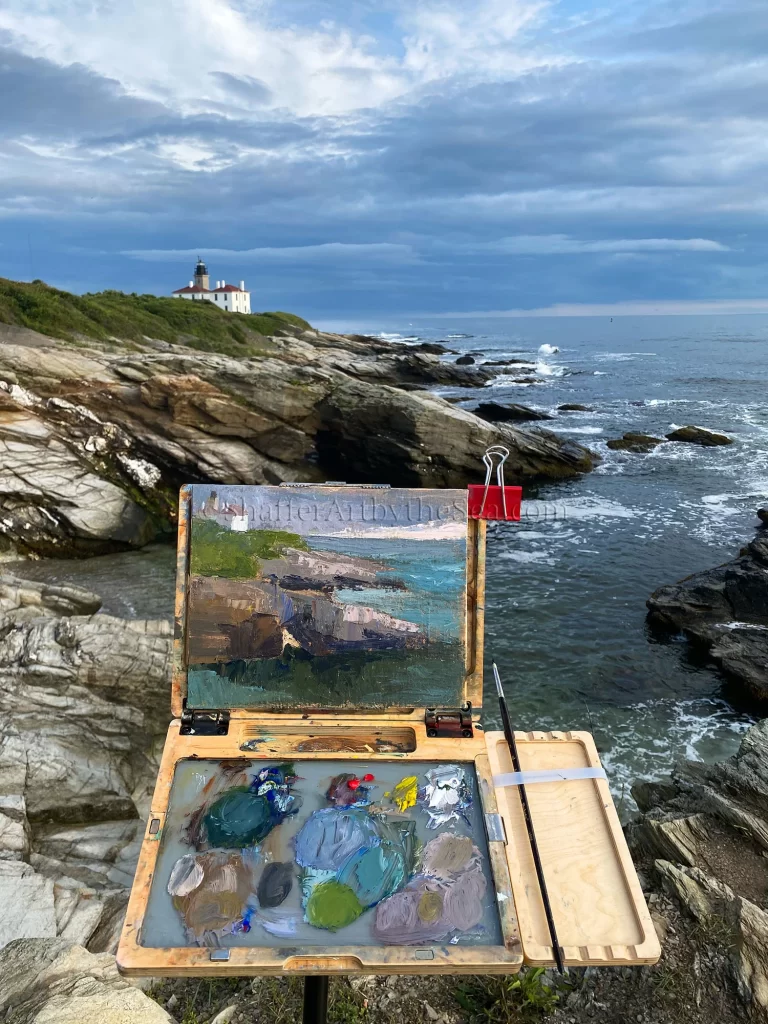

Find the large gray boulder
[[0, 325, 595, 557], [629, 720, 768, 1018], [0, 938, 172, 1022], [0, 573, 172, 952]]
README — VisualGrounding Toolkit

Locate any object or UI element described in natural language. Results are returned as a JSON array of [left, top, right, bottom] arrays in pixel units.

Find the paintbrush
[[492, 661, 566, 975]]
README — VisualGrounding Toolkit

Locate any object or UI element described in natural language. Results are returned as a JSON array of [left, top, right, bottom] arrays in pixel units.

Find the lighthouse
[[172, 258, 251, 314]]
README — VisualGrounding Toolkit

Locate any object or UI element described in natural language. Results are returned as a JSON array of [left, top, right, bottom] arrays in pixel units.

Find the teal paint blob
[[202, 787, 273, 847], [337, 819, 417, 908], [338, 844, 402, 907]]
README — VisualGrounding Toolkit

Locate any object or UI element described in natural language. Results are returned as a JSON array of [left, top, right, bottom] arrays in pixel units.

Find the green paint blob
[[305, 881, 363, 932]]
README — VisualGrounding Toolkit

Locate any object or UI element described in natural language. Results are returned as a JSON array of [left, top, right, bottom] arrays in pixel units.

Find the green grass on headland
[[0, 277, 311, 355]]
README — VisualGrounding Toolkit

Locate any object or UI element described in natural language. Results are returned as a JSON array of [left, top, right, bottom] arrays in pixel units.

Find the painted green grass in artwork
[[187, 644, 465, 710], [189, 520, 309, 579]]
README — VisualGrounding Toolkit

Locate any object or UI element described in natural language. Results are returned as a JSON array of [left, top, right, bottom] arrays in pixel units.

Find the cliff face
[[0, 322, 595, 558]]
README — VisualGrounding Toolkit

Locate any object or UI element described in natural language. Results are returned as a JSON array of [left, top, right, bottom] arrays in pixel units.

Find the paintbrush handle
[[498, 692, 566, 974]]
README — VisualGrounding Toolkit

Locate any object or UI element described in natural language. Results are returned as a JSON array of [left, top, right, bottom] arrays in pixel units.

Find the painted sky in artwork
[[191, 485, 468, 539]]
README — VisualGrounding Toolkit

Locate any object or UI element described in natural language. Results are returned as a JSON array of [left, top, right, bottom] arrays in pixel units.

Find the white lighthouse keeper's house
[[172, 258, 251, 314]]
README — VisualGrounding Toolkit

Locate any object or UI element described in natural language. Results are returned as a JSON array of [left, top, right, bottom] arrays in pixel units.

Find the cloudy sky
[[1, 0, 767, 317]]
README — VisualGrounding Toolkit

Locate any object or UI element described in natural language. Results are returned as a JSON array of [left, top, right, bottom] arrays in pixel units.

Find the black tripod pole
[[493, 662, 566, 974], [302, 975, 329, 1024]]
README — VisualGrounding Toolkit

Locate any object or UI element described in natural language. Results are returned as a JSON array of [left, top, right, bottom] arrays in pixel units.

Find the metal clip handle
[[480, 445, 510, 519]]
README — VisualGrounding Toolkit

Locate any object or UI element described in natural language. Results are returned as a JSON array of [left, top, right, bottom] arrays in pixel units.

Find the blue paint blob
[[295, 807, 380, 871]]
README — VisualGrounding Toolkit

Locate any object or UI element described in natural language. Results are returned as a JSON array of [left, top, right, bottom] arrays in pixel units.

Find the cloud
[[123, 242, 418, 264], [208, 73, 273, 106], [0, 0, 765, 314], [0, 45, 166, 137], [464, 236, 730, 255]]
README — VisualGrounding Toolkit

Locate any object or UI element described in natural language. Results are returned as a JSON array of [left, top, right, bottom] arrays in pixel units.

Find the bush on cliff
[[0, 277, 310, 354]]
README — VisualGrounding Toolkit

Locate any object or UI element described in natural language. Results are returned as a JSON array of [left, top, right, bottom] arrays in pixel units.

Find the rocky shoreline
[[647, 519, 768, 706], [0, 322, 594, 559]]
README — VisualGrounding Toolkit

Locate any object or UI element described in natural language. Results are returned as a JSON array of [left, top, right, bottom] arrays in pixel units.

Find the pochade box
[[118, 484, 660, 978]]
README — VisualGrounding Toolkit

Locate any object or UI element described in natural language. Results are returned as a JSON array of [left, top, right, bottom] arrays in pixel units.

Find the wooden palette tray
[[486, 730, 660, 967], [117, 714, 524, 977]]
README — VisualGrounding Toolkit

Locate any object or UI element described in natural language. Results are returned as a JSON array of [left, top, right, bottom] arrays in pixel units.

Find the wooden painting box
[[117, 484, 659, 977]]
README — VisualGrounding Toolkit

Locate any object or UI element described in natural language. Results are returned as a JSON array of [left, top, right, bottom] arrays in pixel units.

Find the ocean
[[315, 313, 768, 805]]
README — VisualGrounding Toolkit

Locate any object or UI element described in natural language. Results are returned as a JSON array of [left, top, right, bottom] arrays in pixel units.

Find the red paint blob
[[347, 778, 361, 790], [362, 774, 375, 782]]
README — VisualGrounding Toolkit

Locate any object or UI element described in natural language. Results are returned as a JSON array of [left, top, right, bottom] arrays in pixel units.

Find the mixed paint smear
[[162, 760, 496, 947]]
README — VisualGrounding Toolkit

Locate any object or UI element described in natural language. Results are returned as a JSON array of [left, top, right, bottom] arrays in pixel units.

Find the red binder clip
[[468, 445, 522, 521]]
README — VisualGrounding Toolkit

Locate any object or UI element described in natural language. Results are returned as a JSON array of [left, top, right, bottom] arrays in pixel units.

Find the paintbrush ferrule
[[491, 661, 504, 698]]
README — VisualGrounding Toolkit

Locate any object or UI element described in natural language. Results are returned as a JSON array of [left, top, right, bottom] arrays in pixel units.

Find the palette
[[141, 759, 502, 950], [118, 484, 658, 977]]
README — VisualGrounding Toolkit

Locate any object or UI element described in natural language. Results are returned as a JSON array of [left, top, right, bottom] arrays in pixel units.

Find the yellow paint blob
[[391, 775, 419, 812], [417, 890, 443, 924]]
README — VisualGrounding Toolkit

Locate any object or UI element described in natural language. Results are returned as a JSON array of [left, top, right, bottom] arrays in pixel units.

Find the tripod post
[[302, 975, 329, 1024]]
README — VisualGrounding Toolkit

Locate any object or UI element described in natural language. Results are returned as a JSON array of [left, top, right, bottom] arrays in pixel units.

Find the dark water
[[316, 313, 768, 802], [10, 313, 768, 804]]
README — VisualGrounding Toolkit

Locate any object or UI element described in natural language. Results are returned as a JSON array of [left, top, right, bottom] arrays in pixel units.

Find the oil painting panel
[[184, 485, 468, 709]]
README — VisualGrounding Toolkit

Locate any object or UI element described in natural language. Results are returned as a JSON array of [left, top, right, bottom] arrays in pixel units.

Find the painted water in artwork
[[140, 759, 502, 948], [185, 485, 469, 709]]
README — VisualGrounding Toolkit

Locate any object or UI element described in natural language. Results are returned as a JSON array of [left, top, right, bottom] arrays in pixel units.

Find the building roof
[[173, 283, 248, 294]]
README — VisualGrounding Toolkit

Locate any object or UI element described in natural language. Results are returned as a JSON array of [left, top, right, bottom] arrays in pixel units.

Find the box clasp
[[425, 702, 473, 738], [180, 706, 230, 736]]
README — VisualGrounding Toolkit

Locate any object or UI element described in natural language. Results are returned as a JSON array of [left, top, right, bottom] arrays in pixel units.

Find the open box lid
[[485, 729, 661, 967], [171, 484, 484, 716]]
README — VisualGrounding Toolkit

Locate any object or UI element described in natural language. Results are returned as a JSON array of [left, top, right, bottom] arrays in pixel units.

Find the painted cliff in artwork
[[184, 485, 469, 708]]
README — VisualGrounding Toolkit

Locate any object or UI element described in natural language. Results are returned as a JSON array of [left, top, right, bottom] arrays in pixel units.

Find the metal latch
[[180, 707, 230, 736], [425, 703, 473, 738], [485, 813, 507, 844]]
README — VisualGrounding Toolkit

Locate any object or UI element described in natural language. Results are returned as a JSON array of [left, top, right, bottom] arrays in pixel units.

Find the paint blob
[[295, 807, 380, 871], [373, 837, 487, 945], [422, 832, 473, 879], [419, 765, 472, 828], [326, 773, 371, 806], [390, 775, 419, 812], [305, 880, 364, 931], [257, 861, 293, 908], [169, 850, 255, 939], [186, 762, 301, 850]]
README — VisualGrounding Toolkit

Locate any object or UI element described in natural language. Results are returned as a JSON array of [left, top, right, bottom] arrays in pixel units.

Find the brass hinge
[[425, 702, 474, 738], [180, 705, 230, 736]]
